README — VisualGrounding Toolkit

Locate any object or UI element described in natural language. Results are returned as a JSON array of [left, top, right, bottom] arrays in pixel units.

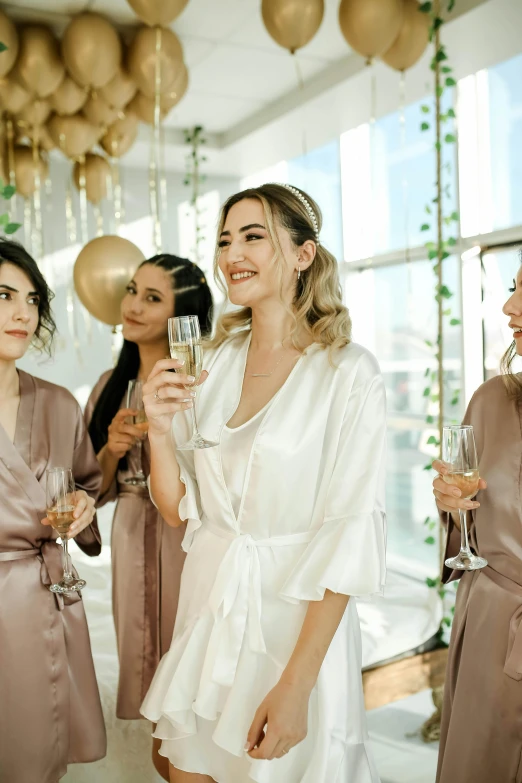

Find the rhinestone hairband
[[277, 183, 319, 242]]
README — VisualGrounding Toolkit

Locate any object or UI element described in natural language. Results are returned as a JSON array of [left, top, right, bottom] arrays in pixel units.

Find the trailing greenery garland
[[183, 125, 207, 265]]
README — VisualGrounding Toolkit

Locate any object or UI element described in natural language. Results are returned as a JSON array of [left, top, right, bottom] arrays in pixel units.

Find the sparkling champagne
[[443, 469, 480, 499], [47, 505, 75, 536], [170, 341, 203, 384], [134, 408, 149, 435]]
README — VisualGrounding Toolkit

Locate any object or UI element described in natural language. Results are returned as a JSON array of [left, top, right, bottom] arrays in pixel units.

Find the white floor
[[368, 690, 439, 783]]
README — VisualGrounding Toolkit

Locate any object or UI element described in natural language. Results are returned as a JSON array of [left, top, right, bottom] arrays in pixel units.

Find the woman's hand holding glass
[[106, 408, 143, 460], [143, 358, 208, 437], [432, 459, 487, 518], [41, 488, 95, 539]]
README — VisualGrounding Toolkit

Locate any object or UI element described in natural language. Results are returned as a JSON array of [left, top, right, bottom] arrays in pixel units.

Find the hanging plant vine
[[183, 125, 207, 265], [418, 0, 460, 632]]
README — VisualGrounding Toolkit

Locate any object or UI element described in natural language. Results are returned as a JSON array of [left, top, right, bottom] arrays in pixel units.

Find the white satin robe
[[141, 334, 387, 783]]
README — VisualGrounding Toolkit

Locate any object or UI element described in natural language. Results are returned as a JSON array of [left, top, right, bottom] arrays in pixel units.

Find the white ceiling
[[6, 0, 350, 133]]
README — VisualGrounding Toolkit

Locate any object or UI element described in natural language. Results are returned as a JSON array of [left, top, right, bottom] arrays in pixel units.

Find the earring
[[297, 266, 301, 280]]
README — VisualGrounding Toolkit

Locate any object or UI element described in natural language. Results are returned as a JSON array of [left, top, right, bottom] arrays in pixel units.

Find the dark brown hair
[[500, 254, 522, 399]]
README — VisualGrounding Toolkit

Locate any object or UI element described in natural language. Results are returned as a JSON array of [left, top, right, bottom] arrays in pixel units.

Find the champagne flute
[[46, 467, 86, 594], [124, 379, 148, 487], [168, 315, 217, 450], [442, 425, 487, 571]]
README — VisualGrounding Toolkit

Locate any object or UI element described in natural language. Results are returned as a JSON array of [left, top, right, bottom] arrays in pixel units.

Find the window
[[345, 257, 462, 572], [340, 94, 456, 260], [287, 140, 343, 262]]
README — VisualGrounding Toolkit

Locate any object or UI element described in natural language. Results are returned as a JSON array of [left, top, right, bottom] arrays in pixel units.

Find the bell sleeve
[[281, 362, 387, 603], [148, 412, 202, 553]]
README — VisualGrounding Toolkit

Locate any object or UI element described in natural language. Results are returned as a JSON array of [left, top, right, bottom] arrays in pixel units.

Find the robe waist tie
[[0, 541, 81, 610], [204, 523, 317, 688], [482, 565, 522, 681]]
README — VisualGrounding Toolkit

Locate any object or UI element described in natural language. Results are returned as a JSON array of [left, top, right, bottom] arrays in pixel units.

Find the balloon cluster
[[0, 3, 189, 204], [261, 0, 429, 71]]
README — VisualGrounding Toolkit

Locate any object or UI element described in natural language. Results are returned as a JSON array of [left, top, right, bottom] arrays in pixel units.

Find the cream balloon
[[73, 152, 111, 204], [74, 236, 146, 326], [62, 13, 121, 89], [99, 69, 137, 110], [0, 78, 31, 114], [381, 0, 430, 71], [0, 11, 19, 78], [48, 114, 101, 159], [82, 94, 119, 128], [100, 113, 139, 158], [127, 0, 189, 26], [338, 0, 404, 59], [12, 145, 49, 198], [261, 0, 324, 53], [127, 25, 183, 99], [50, 76, 88, 116], [16, 25, 65, 98]]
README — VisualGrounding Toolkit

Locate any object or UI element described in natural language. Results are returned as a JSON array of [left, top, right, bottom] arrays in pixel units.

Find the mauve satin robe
[[85, 370, 186, 720], [0, 370, 106, 783], [437, 374, 522, 783]]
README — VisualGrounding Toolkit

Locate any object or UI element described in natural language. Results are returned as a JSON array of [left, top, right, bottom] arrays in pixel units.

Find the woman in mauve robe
[[433, 265, 522, 783], [0, 240, 105, 783], [85, 254, 213, 779]]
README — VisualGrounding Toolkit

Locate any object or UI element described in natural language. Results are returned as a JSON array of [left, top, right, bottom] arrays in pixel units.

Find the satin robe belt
[[0, 542, 81, 610], [482, 565, 522, 681], [205, 523, 317, 688]]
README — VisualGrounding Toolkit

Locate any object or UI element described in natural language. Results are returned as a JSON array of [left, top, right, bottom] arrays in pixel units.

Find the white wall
[[17, 158, 239, 404]]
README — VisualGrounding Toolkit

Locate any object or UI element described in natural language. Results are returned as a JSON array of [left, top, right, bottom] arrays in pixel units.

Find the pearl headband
[[276, 183, 320, 242]]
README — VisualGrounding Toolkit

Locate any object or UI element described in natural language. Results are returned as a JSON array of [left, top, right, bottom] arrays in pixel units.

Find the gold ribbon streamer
[[78, 154, 89, 246], [93, 204, 104, 237], [291, 52, 308, 158], [6, 117, 16, 220], [148, 25, 163, 254], [399, 72, 411, 265], [65, 179, 81, 360], [31, 128, 44, 261], [23, 197, 32, 255]]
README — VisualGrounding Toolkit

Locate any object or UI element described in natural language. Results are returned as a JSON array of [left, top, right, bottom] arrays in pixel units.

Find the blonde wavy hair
[[500, 258, 522, 399], [208, 183, 351, 354]]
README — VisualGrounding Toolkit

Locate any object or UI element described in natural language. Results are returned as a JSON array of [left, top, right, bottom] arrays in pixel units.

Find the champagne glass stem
[[137, 436, 145, 479], [189, 390, 201, 438], [62, 537, 74, 584], [459, 509, 473, 559]]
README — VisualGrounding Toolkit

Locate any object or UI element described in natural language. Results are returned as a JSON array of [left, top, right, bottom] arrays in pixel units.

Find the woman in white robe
[[140, 183, 387, 783]]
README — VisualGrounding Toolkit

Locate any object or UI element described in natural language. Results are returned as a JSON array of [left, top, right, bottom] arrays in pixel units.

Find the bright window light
[[340, 124, 373, 261]]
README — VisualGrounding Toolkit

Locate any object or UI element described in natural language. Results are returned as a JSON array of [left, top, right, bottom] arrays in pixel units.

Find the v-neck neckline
[[218, 334, 316, 528]]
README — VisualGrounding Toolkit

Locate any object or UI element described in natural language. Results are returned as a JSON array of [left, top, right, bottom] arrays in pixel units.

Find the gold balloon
[[17, 99, 51, 128], [0, 11, 19, 78], [62, 13, 121, 89], [262, 0, 324, 53], [82, 94, 119, 128], [127, 25, 183, 99], [99, 69, 137, 110], [0, 78, 31, 114], [50, 76, 88, 116], [48, 114, 101, 159], [381, 0, 430, 71], [16, 25, 65, 98], [127, 63, 187, 124], [20, 124, 55, 152], [100, 113, 139, 158], [127, 0, 189, 26], [12, 145, 49, 198], [338, 0, 404, 59], [74, 235, 146, 325], [73, 152, 111, 204]]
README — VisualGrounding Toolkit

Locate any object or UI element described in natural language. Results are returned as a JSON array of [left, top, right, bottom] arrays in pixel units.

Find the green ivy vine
[[183, 125, 207, 265], [418, 0, 461, 630]]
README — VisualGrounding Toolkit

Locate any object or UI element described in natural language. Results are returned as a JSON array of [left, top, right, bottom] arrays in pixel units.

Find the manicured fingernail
[[190, 391, 197, 397], [244, 743, 251, 751], [187, 376, 195, 383], [452, 490, 461, 497], [185, 401, 193, 408]]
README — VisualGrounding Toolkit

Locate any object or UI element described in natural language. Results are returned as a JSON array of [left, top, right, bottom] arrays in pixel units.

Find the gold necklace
[[249, 351, 287, 378]]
